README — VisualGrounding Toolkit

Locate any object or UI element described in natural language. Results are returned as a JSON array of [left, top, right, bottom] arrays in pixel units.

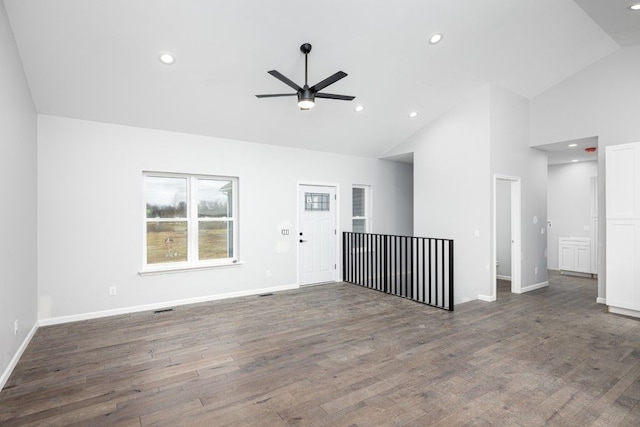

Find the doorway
[[493, 175, 522, 299], [298, 184, 338, 286]]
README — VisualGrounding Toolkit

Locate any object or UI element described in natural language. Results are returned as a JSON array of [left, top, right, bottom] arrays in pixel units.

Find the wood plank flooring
[[2, 272, 640, 426]]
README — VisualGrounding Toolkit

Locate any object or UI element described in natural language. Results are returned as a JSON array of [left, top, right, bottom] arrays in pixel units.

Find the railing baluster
[[441, 239, 445, 309], [342, 233, 346, 282], [363, 232, 367, 288], [356, 233, 360, 285], [428, 239, 432, 306], [435, 239, 439, 307], [394, 236, 398, 296], [421, 238, 425, 304], [404, 236, 408, 298], [382, 235, 387, 293], [377, 234, 381, 292], [407, 237, 411, 299], [449, 240, 454, 311], [368, 233, 373, 288]]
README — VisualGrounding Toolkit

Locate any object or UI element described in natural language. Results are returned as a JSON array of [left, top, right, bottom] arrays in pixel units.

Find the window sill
[[139, 261, 244, 276]]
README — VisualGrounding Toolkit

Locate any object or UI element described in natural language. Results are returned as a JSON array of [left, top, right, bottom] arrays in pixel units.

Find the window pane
[[353, 187, 365, 217], [146, 222, 188, 264], [198, 179, 233, 218], [145, 176, 187, 218], [305, 193, 330, 211], [199, 221, 233, 260], [353, 219, 367, 233]]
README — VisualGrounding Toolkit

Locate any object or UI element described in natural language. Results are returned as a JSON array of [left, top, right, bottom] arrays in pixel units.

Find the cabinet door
[[575, 244, 591, 273], [606, 220, 640, 310], [559, 244, 575, 271], [606, 143, 640, 219], [591, 217, 598, 274]]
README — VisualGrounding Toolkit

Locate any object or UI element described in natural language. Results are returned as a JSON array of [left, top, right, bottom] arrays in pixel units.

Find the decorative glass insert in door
[[305, 193, 330, 211]]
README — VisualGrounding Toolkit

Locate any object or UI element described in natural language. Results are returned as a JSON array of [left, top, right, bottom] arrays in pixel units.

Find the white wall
[[547, 161, 597, 270], [384, 85, 548, 302], [496, 179, 511, 279], [37, 115, 413, 321], [490, 85, 548, 293], [531, 46, 640, 300], [0, 1, 38, 388], [385, 87, 492, 303]]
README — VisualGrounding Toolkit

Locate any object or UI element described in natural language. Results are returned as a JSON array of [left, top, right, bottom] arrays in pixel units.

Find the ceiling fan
[[255, 43, 355, 110]]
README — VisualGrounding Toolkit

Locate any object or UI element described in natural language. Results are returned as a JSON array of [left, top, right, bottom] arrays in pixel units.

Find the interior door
[[299, 185, 337, 285]]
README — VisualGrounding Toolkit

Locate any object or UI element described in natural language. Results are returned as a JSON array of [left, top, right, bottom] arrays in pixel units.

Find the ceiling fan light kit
[[297, 88, 315, 110], [256, 43, 355, 110]]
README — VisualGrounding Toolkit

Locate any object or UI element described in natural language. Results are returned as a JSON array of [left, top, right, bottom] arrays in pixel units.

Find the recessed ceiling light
[[571, 159, 579, 163], [159, 52, 176, 65], [428, 33, 443, 45], [568, 143, 578, 147], [354, 105, 365, 112], [629, 4, 640, 11], [408, 111, 418, 118]]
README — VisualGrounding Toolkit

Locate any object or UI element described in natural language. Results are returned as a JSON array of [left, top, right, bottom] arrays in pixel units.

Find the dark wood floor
[[2, 272, 640, 426]]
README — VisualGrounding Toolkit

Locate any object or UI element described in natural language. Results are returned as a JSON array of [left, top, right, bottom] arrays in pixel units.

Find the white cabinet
[[606, 142, 640, 317], [606, 220, 640, 311], [559, 237, 591, 274], [606, 143, 640, 219]]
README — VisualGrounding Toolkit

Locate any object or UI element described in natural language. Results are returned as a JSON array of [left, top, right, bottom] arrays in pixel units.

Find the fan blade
[[310, 71, 347, 92], [268, 70, 302, 91], [255, 93, 297, 98], [315, 93, 355, 101]]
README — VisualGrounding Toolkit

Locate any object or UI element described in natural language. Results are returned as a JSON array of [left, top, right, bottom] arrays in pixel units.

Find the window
[[352, 185, 371, 232], [143, 172, 238, 271], [305, 192, 330, 211]]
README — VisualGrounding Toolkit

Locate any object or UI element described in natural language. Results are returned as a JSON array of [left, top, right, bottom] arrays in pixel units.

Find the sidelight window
[[352, 185, 371, 232]]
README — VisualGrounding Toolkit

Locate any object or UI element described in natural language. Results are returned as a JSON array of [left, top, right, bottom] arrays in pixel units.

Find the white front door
[[299, 185, 337, 285]]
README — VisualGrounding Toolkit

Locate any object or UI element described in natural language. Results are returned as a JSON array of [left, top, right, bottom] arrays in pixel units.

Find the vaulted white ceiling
[[4, 0, 634, 157]]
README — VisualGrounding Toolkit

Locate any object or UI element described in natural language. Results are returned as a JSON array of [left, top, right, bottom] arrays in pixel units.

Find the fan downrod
[[300, 43, 312, 54]]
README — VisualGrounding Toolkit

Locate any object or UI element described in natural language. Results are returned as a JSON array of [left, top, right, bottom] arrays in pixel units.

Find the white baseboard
[[39, 283, 299, 327], [478, 294, 496, 302], [596, 297, 606, 304], [609, 306, 640, 319], [520, 281, 549, 293], [560, 270, 592, 278], [0, 322, 38, 391], [496, 275, 512, 281]]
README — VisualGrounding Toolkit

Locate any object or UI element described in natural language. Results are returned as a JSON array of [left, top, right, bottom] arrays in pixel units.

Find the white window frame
[[352, 185, 372, 233], [141, 172, 240, 274]]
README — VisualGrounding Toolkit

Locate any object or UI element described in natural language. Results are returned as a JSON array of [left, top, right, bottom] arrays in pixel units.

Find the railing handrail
[[344, 231, 453, 242]]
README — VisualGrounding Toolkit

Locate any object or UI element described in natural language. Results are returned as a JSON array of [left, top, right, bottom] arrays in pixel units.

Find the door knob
[[300, 239, 307, 243]]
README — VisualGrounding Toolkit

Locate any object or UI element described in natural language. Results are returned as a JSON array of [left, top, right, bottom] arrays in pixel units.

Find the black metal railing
[[343, 232, 454, 311]]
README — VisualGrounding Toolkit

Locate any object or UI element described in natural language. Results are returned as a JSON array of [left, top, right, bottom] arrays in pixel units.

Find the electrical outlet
[[266, 270, 271, 277], [109, 286, 117, 296], [534, 266, 538, 275], [14, 319, 18, 335]]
